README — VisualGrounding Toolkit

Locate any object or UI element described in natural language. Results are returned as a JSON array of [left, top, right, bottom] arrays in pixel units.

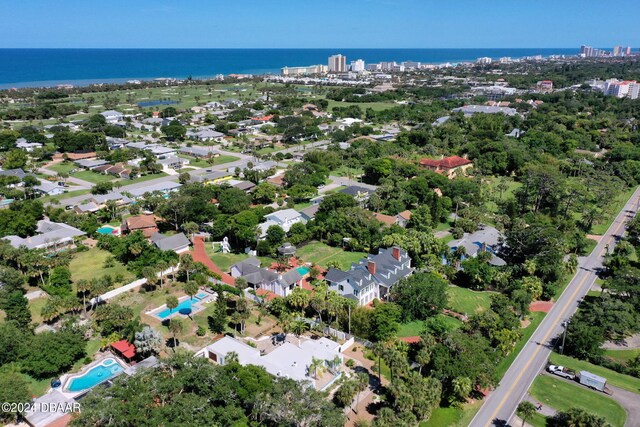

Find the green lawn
[[69, 247, 134, 284], [446, 285, 495, 315], [46, 162, 76, 174], [590, 186, 637, 235], [484, 177, 522, 214], [420, 406, 462, 427], [397, 314, 463, 338], [549, 353, 640, 394], [178, 154, 240, 168], [41, 189, 91, 204], [530, 375, 626, 427], [203, 244, 275, 272], [122, 172, 169, 185], [295, 241, 366, 270], [604, 348, 640, 364], [28, 297, 49, 325], [496, 312, 546, 379], [72, 170, 116, 184], [327, 99, 398, 112]]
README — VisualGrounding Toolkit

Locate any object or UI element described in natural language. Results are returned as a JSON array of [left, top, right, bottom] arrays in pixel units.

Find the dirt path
[[603, 333, 640, 350]]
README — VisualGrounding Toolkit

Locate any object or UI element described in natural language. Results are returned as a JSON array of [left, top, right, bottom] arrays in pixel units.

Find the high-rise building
[[613, 46, 623, 56], [328, 54, 347, 72], [350, 59, 365, 72], [281, 64, 328, 76], [476, 57, 492, 65], [625, 46, 632, 56]]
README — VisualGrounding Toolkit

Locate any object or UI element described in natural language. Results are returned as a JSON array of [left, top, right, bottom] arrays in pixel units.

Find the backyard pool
[[154, 297, 200, 319], [297, 266, 310, 275], [195, 292, 208, 300], [65, 358, 124, 392], [96, 226, 117, 235], [0, 199, 14, 207]]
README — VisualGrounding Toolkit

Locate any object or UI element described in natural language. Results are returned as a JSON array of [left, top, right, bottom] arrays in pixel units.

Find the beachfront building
[[328, 54, 347, 72], [281, 64, 328, 76], [325, 246, 412, 305]]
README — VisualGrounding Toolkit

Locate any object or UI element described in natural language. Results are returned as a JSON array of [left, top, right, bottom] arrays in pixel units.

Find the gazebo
[[111, 340, 136, 362]]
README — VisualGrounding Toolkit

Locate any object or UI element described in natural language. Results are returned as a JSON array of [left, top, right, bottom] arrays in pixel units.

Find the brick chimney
[[392, 246, 401, 261], [368, 260, 376, 275]]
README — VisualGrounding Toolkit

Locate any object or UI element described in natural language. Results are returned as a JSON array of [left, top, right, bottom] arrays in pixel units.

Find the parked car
[[547, 365, 576, 380]]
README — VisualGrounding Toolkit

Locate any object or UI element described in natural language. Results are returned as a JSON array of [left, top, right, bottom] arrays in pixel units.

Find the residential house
[[396, 210, 412, 228], [199, 335, 343, 390], [157, 156, 189, 171], [34, 179, 65, 196], [340, 186, 375, 206], [373, 212, 397, 227], [419, 155, 473, 179], [150, 232, 191, 254], [0, 168, 27, 182], [325, 246, 412, 305], [15, 138, 42, 152], [3, 220, 85, 251], [100, 110, 125, 123], [230, 257, 303, 297], [179, 146, 220, 158], [190, 170, 233, 184], [74, 202, 100, 214], [259, 209, 304, 238], [186, 128, 225, 143], [91, 192, 132, 207], [74, 159, 109, 169], [127, 181, 181, 198], [121, 214, 158, 238], [446, 225, 506, 266], [298, 204, 320, 221]]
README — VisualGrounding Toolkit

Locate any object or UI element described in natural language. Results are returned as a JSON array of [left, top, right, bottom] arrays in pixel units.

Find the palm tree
[[353, 372, 369, 414], [76, 279, 91, 318], [290, 319, 309, 346], [41, 298, 59, 323], [157, 261, 170, 288], [308, 357, 325, 379], [516, 401, 537, 427], [182, 221, 199, 239], [168, 318, 183, 352], [225, 351, 239, 364], [166, 296, 179, 318], [184, 281, 198, 303], [179, 253, 195, 283]]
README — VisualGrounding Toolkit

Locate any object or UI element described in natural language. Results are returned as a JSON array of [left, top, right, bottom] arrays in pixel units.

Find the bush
[[196, 326, 206, 336], [346, 359, 355, 368]]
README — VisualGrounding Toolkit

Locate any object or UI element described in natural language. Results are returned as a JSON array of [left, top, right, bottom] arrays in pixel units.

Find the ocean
[[0, 48, 578, 89]]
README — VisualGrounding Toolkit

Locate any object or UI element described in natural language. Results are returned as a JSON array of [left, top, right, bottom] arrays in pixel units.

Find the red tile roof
[[419, 155, 472, 169], [399, 336, 421, 344], [373, 212, 397, 226], [111, 339, 136, 359]]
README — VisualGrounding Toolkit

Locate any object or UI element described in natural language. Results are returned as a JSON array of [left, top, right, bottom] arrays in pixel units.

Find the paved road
[[471, 186, 640, 427]]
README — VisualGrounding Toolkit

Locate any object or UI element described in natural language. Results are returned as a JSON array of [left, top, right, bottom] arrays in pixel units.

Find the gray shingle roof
[[150, 232, 190, 252]]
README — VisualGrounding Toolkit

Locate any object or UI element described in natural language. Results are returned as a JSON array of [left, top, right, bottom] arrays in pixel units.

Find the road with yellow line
[[469, 187, 640, 427]]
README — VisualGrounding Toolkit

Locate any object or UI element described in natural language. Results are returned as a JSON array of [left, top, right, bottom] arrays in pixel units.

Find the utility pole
[[348, 304, 351, 336], [560, 319, 569, 355]]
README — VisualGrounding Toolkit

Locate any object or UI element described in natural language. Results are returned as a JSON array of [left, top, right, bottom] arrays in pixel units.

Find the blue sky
[[1, 0, 639, 48]]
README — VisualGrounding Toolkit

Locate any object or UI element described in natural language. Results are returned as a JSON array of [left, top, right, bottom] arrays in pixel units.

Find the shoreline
[[0, 48, 581, 90]]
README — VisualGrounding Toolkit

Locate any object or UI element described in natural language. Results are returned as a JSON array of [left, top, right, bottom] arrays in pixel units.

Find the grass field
[[295, 241, 366, 270], [549, 352, 640, 394], [71, 170, 116, 184], [41, 189, 91, 204], [530, 375, 626, 427], [484, 177, 522, 214], [327, 99, 398, 112], [28, 297, 49, 325], [397, 314, 462, 338], [604, 348, 640, 364], [69, 248, 134, 284], [122, 172, 169, 185], [447, 285, 495, 315], [46, 162, 76, 174], [178, 154, 240, 168]]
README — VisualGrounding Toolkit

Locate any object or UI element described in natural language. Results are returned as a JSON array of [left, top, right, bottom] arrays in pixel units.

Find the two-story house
[[259, 209, 305, 238], [230, 257, 303, 298], [325, 246, 412, 306]]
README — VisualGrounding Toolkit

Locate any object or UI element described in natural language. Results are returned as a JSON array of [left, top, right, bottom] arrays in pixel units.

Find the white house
[[199, 336, 343, 390], [3, 220, 85, 251], [230, 257, 303, 297], [259, 209, 305, 238], [100, 110, 125, 123], [16, 138, 43, 152]]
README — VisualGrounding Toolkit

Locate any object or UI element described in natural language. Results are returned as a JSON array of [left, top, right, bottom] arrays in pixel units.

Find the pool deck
[[58, 354, 129, 399], [145, 290, 216, 320]]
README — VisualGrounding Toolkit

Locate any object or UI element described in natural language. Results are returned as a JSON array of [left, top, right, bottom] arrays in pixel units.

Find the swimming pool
[[195, 292, 208, 300], [65, 358, 124, 392], [96, 226, 117, 235], [155, 297, 200, 319], [297, 266, 310, 275]]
